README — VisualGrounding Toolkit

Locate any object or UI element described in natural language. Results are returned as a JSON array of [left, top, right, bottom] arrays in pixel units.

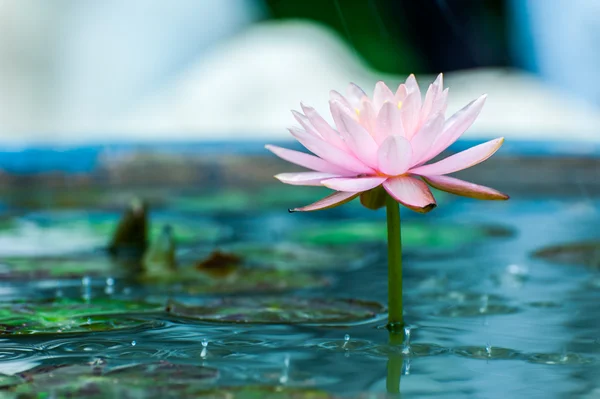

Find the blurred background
[[0, 0, 598, 145]]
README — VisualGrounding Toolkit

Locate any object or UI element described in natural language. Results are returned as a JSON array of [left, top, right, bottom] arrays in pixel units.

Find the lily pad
[[0, 257, 129, 279], [0, 298, 162, 335], [142, 266, 329, 294], [9, 362, 218, 398], [209, 242, 370, 271], [166, 297, 385, 325], [0, 211, 229, 256], [295, 221, 511, 249], [187, 386, 339, 398], [532, 241, 600, 268]]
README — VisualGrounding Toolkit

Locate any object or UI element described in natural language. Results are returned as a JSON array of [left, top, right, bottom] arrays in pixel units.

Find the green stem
[[386, 195, 403, 332]]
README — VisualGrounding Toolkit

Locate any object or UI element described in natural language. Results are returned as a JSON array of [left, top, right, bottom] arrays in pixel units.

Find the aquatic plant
[[267, 74, 508, 332]]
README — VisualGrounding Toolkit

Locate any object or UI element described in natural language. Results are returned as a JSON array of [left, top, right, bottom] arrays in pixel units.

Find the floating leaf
[[195, 251, 242, 277], [209, 242, 369, 271], [142, 267, 329, 295], [0, 298, 162, 335], [533, 241, 600, 268], [10, 362, 218, 397], [0, 257, 123, 279], [166, 297, 385, 325]]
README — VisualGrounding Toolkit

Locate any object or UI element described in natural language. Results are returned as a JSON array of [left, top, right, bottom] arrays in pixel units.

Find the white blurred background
[[0, 0, 598, 144]]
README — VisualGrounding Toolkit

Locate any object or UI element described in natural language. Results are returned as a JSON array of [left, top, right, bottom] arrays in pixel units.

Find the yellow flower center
[[397, 101, 403, 110]]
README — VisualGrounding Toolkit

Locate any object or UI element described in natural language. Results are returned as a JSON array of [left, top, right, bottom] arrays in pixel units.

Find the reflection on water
[[0, 188, 598, 398]]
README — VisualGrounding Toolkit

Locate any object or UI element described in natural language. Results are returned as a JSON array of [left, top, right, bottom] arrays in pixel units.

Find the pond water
[[0, 148, 598, 398]]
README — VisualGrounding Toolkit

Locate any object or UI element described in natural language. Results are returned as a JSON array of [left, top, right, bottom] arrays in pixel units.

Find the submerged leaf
[[533, 241, 600, 269], [11, 362, 218, 397], [195, 250, 242, 277], [166, 297, 385, 325], [0, 298, 162, 335]]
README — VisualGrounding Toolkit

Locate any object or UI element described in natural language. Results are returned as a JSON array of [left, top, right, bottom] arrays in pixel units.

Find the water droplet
[[131, 341, 136, 346], [454, 346, 520, 360], [402, 326, 412, 355], [404, 327, 411, 344], [279, 354, 290, 384], [402, 358, 411, 375], [527, 352, 594, 365], [106, 277, 114, 286], [342, 334, 350, 349], [200, 339, 208, 358], [81, 276, 91, 286]]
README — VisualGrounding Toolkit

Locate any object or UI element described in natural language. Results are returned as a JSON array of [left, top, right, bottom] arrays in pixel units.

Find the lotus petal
[[378, 135, 412, 176], [290, 191, 360, 212], [275, 172, 341, 186], [265, 145, 353, 175], [375, 101, 404, 143], [346, 83, 367, 108], [334, 105, 380, 168], [373, 81, 395, 111], [423, 175, 509, 200], [410, 137, 504, 176], [301, 103, 346, 149], [322, 176, 387, 192], [423, 94, 487, 162], [383, 176, 436, 213], [289, 127, 374, 174], [410, 112, 445, 165]]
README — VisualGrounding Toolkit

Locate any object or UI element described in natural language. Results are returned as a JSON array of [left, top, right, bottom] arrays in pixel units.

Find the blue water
[[0, 188, 598, 398]]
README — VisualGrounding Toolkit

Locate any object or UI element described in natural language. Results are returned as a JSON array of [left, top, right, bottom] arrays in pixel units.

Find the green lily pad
[[142, 266, 329, 294], [210, 242, 369, 271], [295, 221, 511, 249], [166, 297, 385, 325], [0, 374, 23, 389], [9, 362, 218, 398], [188, 386, 339, 398], [0, 257, 129, 279], [0, 298, 162, 335], [0, 212, 228, 256], [532, 241, 600, 268]]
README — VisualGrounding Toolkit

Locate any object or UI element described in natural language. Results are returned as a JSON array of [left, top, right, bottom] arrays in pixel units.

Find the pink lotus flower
[[266, 74, 508, 213]]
